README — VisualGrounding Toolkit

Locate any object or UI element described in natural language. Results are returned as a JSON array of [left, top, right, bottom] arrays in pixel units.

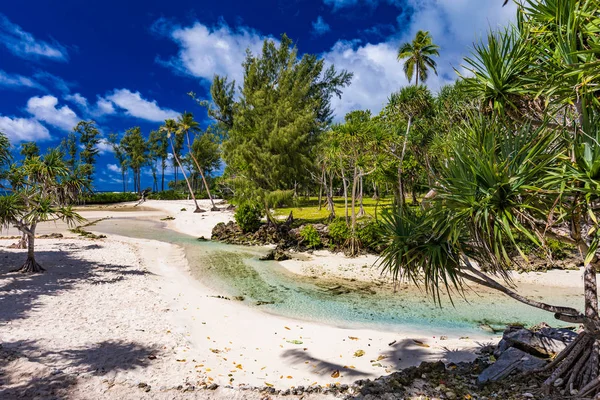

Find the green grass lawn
[[273, 196, 396, 224]]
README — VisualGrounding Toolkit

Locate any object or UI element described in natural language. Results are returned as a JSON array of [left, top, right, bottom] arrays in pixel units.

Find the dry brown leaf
[[331, 370, 340, 378]]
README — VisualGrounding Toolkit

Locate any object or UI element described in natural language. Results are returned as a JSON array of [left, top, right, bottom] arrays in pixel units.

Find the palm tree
[[160, 119, 203, 213], [177, 112, 219, 211], [0, 145, 86, 273], [397, 30, 440, 86]]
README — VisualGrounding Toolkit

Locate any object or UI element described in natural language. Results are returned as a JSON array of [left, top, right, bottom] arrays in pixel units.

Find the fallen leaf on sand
[[147, 355, 157, 360], [286, 340, 303, 344], [343, 365, 356, 369], [265, 383, 273, 387], [331, 370, 340, 378], [206, 368, 212, 372], [176, 359, 186, 362], [287, 376, 293, 379], [377, 355, 387, 361], [285, 326, 291, 330], [412, 340, 430, 348], [236, 364, 243, 369], [354, 350, 365, 357], [348, 336, 359, 340]]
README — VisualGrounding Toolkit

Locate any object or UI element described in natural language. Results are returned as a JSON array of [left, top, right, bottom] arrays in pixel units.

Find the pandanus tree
[[177, 112, 219, 211], [160, 119, 203, 213], [380, 1, 600, 395], [397, 30, 439, 86], [0, 145, 86, 273]]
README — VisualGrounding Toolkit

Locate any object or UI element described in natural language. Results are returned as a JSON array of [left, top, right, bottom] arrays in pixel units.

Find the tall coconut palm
[[177, 112, 219, 211], [397, 30, 440, 86], [160, 119, 203, 213]]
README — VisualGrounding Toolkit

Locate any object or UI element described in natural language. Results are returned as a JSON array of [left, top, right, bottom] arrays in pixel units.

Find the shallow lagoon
[[90, 216, 582, 336]]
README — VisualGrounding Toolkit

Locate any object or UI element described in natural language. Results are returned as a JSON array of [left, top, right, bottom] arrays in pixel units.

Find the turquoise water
[[90, 217, 583, 336]]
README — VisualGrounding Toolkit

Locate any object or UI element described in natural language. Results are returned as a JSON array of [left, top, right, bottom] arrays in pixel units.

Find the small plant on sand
[[299, 225, 321, 249], [235, 203, 263, 233]]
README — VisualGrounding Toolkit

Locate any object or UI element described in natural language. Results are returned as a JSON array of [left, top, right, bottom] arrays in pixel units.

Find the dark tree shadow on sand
[[282, 339, 483, 384], [0, 244, 152, 323], [0, 339, 157, 399]]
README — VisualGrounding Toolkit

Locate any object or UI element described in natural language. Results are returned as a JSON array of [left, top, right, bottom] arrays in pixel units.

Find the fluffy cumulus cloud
[[154, 19, 270, 84], [26, 95, 81, 132], [0, 13, 68, 61], [0, 115, 50, 143], [107, 163, 121, 173], [312, 16, 331, 36], [321, 0, 517, 116], [96, 139, 114, 154], [156, 1, 516, 118], [64, 92, 116, 118], [105, 89, 179, 122]]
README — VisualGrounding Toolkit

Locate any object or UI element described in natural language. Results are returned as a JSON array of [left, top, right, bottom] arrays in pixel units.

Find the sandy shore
[[0, 199, 587, 399]]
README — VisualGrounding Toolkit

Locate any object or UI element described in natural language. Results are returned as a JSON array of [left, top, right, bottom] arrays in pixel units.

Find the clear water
[[90, 217, 583, 336]]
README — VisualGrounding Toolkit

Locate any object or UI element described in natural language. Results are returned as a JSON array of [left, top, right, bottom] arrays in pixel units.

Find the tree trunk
[[170, 138, 203, 213], [318, 164, 325, 211], [327, 171, 336, 221], [161, 160, 165, 191], [349, 164, 359, 256], [397, 115, 412, 206], [14, 225, 44, 273], [185, 133, 218, 211], [340, 157, 349, 223], [358, 176, 366, 217]]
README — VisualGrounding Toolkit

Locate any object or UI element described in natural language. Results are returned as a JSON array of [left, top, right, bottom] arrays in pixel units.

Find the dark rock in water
[[259, 249, 290, 261], [255, 300, 275, 306], [197, 236, 208, 242], [504, 327, 577, 357], [478, 347, 545, 384]]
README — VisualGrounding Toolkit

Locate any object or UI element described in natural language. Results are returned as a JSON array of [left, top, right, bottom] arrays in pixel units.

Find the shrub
[[266, 190, 295, 208], [300, 225, 322, 249], [148, 190, 187, 200], [82, 192, 138, 204], [328, 219, 350, 245], [235, 203, 263, 233], [356, 220, 383, 253]]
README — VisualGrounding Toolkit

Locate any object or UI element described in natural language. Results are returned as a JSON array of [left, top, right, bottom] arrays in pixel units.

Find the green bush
[[235, 203, 263, 233], [300, 225, 322, 249], [82, 192, 138, 204], [148, 190, 187, 200], [328, 219, 350, 245], [266, 190, 295, 208], [356, 220, 383, 253]]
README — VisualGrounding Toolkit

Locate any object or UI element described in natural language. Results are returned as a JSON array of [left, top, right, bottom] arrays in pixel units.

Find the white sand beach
[[0, 199, 587, 399]]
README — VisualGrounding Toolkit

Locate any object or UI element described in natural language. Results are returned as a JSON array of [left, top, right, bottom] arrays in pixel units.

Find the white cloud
[[0, 115, 50, 143], [95, 98, 116, 116], [312, 16, 331, 36], [105, 89, 179, 122], [26, 95, 81, 132], [96, 139, 114, 155], [0, 70, 44, 90], [155, 19, 269, 85], [64, 93, 116, 118], [0, 14, 68, 61], [156, 1, 516, 118], [64, 93, 88, 108], [107, 163, 121, 173], [322, 0, 517, 117]]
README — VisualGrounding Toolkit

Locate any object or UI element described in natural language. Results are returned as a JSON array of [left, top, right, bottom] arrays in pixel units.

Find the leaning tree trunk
[[170, 138, 203, 213], [185, 133, 218, 211], [14, 225, 44, 273], [358, 176, 366, 217]]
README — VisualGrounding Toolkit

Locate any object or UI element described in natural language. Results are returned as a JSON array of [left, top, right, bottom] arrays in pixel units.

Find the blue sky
[[0, 0, 516, 191]]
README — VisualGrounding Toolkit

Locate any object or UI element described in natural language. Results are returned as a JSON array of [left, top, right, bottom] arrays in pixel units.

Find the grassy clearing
[[273, 196, 396, 223]]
